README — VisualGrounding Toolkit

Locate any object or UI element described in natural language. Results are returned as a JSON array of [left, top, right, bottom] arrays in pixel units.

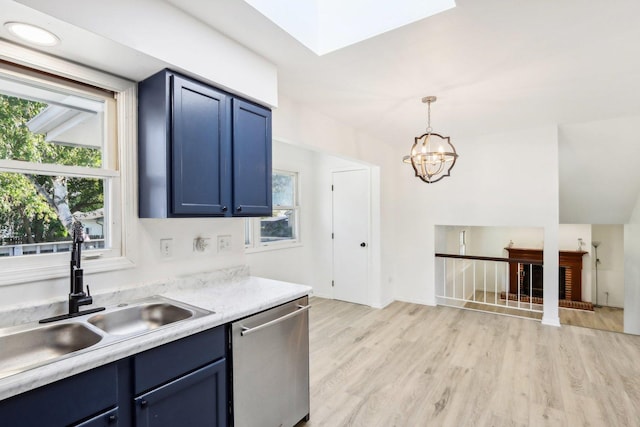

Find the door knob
[[360, 242, 367, 247]]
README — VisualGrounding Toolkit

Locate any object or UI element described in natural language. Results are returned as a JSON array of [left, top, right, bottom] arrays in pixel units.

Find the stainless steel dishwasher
[[231, 296, 310, 427]]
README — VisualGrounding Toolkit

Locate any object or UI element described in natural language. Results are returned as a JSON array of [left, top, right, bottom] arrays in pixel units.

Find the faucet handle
[[86, 285, 91, 297]]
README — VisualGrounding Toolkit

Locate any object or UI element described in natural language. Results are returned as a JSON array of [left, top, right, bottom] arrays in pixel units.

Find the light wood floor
[[462, 291, 624, 333], [304, 297, 640, 427], [560, 306, 624, 333]]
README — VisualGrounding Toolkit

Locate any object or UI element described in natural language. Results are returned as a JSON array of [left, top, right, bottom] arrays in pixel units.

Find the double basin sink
[[0, 296, 211, 380]]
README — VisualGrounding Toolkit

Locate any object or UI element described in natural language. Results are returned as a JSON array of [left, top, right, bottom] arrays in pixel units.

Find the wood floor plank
[[304, 297, 640, 427]]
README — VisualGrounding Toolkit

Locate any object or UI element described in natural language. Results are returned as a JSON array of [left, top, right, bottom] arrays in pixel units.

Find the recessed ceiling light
[[4, 22, 60, 46]]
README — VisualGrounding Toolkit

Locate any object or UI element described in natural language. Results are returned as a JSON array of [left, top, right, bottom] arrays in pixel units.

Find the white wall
[[246, 141, 370, 301], [309, 152, 371, 299], [592, 224, 624, 308], [0, 218, 247, 310], [271, 95, 398, 308], [624, 194, 640, 334], [245, 141, 318, 289], [393, 125, 561, 325]]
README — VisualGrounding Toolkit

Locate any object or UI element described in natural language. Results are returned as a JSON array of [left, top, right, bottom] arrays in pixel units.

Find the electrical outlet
[[160, 238, 173, 258], [218, 235, 232, 253]]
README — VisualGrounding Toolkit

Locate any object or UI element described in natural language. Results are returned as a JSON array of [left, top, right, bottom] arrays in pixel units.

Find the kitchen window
[[245, 170, 300, 250], [0, 50, 135, 285]]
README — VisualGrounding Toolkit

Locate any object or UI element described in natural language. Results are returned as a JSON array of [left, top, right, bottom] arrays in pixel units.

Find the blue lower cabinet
[[134, 359, 227, 427], [0, 362, 118, 427], [75, 407, 119, 426], [0, 326, 227, 427]]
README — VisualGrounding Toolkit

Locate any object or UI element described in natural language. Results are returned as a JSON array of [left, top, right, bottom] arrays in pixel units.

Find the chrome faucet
[[40, 221, 105, 323]]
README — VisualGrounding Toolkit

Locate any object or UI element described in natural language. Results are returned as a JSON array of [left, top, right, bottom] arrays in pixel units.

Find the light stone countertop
[[0, 267, 311, 401]]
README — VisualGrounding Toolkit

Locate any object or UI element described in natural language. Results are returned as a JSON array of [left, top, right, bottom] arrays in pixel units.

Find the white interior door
[[332, 169, 370, 305]]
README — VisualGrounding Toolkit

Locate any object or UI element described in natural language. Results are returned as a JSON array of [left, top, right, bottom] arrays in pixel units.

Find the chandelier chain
[[426, 99, 432, 133]]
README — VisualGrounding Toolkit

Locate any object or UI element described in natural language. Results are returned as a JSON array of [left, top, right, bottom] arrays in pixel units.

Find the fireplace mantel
[[505, 248, 588, 302]]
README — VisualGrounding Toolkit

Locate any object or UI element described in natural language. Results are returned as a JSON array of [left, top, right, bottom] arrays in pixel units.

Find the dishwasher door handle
[[241, 304, 311, 336]]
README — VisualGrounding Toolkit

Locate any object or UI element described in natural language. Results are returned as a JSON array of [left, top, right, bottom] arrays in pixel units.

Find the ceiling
[[165, 0, 640, 141], [4, 0, 640, 224], [163, 0, 640, 225]]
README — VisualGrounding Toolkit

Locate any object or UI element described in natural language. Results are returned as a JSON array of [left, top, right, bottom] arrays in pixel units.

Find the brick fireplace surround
[[505, 248, 588, 302]]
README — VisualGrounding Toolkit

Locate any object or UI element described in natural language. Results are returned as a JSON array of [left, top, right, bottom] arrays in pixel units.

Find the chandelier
[[403, 96, 458, 183]]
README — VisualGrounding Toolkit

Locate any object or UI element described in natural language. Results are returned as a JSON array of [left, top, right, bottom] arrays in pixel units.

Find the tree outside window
[[0, 71, 112, 257]]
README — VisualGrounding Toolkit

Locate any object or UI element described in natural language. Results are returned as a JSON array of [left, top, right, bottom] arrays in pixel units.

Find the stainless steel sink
[[88, 302, 195, 335], [0, 296, 211, 381], [0, 323, 103, 380]]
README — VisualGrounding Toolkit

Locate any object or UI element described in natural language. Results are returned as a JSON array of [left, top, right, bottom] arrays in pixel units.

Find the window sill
[[0, 256, 135, 287], [245, 242, 303, 254]]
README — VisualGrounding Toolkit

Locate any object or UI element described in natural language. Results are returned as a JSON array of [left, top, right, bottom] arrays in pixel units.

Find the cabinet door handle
[[221, 206, 228, 212], [140, 399, 148, 408], [360, 242, 367, 247], [236, 206, 242, 212], [107, 414, 118, 423]]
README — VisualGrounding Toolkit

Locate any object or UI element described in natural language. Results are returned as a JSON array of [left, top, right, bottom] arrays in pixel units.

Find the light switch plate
[[160, 238, 173, 258]]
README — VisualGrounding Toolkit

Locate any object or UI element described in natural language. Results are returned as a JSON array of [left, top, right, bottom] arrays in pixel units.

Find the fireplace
[[506, 248, 587, 302], [519, 265, 566, 299]]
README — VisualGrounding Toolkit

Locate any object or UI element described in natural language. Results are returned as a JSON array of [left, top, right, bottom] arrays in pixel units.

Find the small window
[[0, 64, 118, 259], [245, 170, 300, 250]]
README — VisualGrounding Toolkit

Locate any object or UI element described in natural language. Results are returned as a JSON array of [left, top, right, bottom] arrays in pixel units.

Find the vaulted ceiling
[[5, 0, 640, 224], [166, 0, 640, 224]]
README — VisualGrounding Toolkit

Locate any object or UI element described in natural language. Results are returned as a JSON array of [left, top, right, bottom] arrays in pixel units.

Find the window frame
[[0, 40, 136, 286], [245, 169, 301, 253]]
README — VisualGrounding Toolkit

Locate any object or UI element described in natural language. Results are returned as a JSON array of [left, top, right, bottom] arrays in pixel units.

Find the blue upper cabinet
[[138, 69, 271, 218], [171, 75, 230, 216], [232, 99, 272, 216]]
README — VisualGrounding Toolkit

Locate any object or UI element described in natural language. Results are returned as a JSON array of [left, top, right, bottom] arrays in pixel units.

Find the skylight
[[244, 0, 456, 55]]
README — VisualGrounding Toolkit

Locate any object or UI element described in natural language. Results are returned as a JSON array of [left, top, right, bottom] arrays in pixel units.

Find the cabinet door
[[172, 74, 231, 216], [232, 99, 272, 216], [0, 362, 118, 427], [134, 359, 227, 427], [75, 407, 119, 427]]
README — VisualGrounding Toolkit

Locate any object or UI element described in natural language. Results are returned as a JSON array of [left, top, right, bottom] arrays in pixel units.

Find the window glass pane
[[272, 172, 294, 207], [260, 209, 296, 243], [0, 172, 106, 257], [0, 78, 104, 167], [244, 219, 252, 246]]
